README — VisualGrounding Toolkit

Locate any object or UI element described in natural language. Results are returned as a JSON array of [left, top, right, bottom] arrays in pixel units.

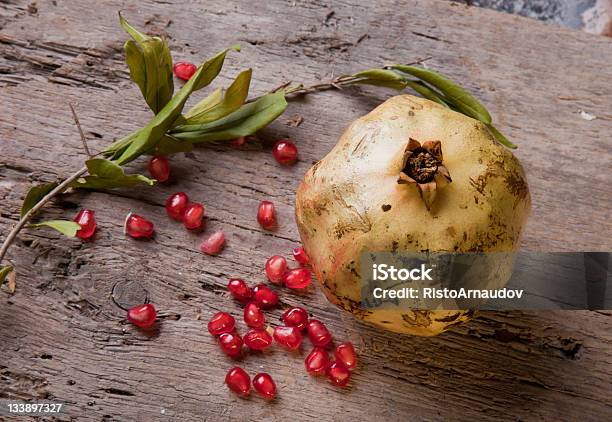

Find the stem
[[0, 165, 88, 264]]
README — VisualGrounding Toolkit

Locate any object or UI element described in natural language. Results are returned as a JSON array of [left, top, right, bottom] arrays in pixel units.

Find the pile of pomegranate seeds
[[74, 209, 96, 239], [173, 61, 197, 81], [148, 155, 171, 182]]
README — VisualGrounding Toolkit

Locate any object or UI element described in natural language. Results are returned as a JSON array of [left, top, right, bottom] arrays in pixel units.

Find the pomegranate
[[148, 155, 170, 182], [218, 331, 243, 358], [326, 362, 351, 387], [273, 326, 302, 350], [173, 61, 197, 81], [334, 342, 358, 371], [225, 367, 250, 397], [165, 192, 189, 221], [306, 319, 332, 348], [252, 285, 279, 309], [183, 203, 205, 230], [127, 304, 157, 329], [304, 347, 330, 375], [207, 311, 235, 336], [272, 139, 298, 165], [252, 373, 277, 399], [74, 209, 96, 239], [292, 246, 310, 265], [281, 307, 309, 331], [257, 201, 276, 230], [282, 268, 312, 289], [243, 329, 273, 351], [264, 255, 287, 284], [227, 278, 253, 303], [295, 95, 531, 335], [200, 231, 225, 256], [243, 302, 265, 329], [124, 213, 154, 239]]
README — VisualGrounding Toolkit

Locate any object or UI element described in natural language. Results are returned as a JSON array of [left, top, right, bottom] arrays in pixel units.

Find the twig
[[69, 103, 92, 158], [0, 165, 88, 264]]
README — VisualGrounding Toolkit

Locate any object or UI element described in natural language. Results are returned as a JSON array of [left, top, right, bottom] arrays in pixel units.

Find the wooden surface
[[1, 0, 611, 420]]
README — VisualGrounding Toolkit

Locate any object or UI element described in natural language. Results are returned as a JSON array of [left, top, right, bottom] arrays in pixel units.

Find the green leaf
[[29, 220, 81, 238], [486, 124, 517, 149], [183, 88, 224, 121], [0, 266, 13, 284], [185, 69, 252, 124], [70, 158, 156, 189], [349, 69, 408, 90], [171, 92, 287, 143], [21, 182, 58, 218], [389, 65, 492, 124], [120, 13, 174, 114], [105, 46, 240, 165], [404, 80, 449, 108], [155, 135, 193, 155]]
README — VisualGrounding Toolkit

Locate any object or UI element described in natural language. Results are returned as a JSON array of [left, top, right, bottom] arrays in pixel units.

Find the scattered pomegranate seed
[[292, 246, 310, 265], [230, 136, 246, 147], [200, 231, 226, 255], [207, 312, 235, 336], [243, 329, 273, 351], [334, 342, 358, 371], [218, 331, 243, 358], [243, 302, 265, 329], [127, 304, 157, 329], [273, 326, 302, 350], [306, 319, 332, 348], [305, 347, 331, 375], [253, 373, 277, 400], [272, 139, 298, 165], [173, 61, 197, 81], [227, 279, 253, 303], [326, 362, 351, 387], [165, 192, 189, 221], [283, 268, 312, 289], [264, 255, 287, 284], [183, 203, 205, 230], [124, 213, 154, 239], [225, 367, 251, 397], [252, 284, 279, 309], [148, 155, 170, 182], [74, 209, 96, 239], [257, 201, 276, 230], [281, 307, 309, 331]]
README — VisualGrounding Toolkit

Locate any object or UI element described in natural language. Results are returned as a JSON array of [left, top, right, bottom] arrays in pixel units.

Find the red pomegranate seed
[[272, 139, 298, 165], [207, 312, 235, 336], [227, 279, 253, 303], [273, 326, 302, 350], [305, 347, 331, 375], [225, 367, 250, 397], [281, 307, 309, 331], [74, 209, 96, 239], [165, 192, 189, 221], [252, 284, 279, 309], [307, 319, 332, 348], [282, 268, 312, 289], [127, 303, 157, 329], [148, 155, 170, 182], [292, 246, 310, 265], [334, 342, 358, 371], [243, 329, 273, 350], [200, 231, 225, 256], [183, 203, 205, 230], [243, 302, 265, 329], [257, 201, 276, 230], [326, 362, 351, 387], [218, 331, 243, 358], [124, 213, 154, 239], [252, 373, 276, 400], [230, 136, 246, 147], [173, 61, 197, 81], [264, 255, 287, 284]]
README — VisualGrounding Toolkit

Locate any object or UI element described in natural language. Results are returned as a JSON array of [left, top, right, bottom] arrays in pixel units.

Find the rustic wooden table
[[1, 1, 611, 420]]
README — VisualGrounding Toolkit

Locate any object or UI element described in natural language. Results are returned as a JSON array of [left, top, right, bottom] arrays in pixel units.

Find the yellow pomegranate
[[295, 95, 531, 336]]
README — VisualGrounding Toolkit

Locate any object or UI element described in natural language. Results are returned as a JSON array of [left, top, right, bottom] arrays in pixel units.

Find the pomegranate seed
[[207, 312, 235, 336], [282, 268, 312, 289], [264, 255, 287, 284], [305, 347, 331, 375], [273, 326, 302, 350], [326, 362, 351, 387], [74, 209, 96, 239], [243, 329, 273, 350], [334, 342, 358, 371], [218, 331, 243, 358], [292, 246, 310, 265], [281, 307, 309, 331], [307, 319, 332, 348], [165, 192, 189, 221], [225, 367, 250, 397], [127, 304, 157, 329], [183, 203, 205, 230], [272, 139, 298, 165], [200, 231, 225, 256], [124, 213, 154, 239], [252, 373, 276, 400], [148, 155, 170, 182], [230, 136, 246, 147], [243, 302, 265, 329], [173, 61, 197, 81], [252, 284, 279, 309], [257, 201, 276, 230], [227, 279, 253, 303]]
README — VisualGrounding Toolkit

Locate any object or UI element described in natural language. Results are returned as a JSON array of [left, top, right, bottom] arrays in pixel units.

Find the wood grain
[[0, 0, 611, 420]]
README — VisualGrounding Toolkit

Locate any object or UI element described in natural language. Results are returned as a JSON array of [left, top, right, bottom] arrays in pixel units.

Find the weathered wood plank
[[1, 0, 611, 421]]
